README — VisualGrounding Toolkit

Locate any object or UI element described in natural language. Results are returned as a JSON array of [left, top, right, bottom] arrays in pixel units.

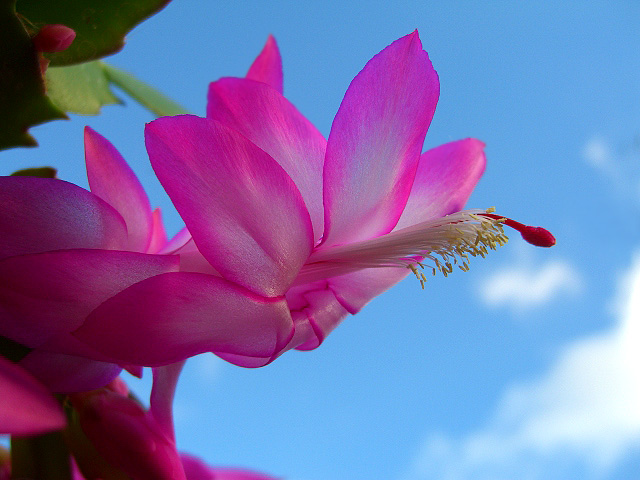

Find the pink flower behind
[[32, 25, 76, 53], [0, 356, 65, 435], [0, 129, 180, 392], [74, 32, 553, 368]]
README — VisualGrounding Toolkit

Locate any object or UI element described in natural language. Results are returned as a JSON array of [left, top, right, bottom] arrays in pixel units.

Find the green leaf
[[10, 166, 57, 177], [46, 61, 120, 114], [102, 62, 190, 117], [16, 0, 172, 66], [0, 0, 66, 151]]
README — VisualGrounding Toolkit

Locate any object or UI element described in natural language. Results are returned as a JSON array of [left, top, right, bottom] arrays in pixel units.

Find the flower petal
[[84, 127, 153, 252], [328, 267, 409, 314], [287, 286, 349, 351], [150, 361, 185, 442], [0, 249, 178, 348], [395, 138, 486, 229], [70, 387, 186, 480], [19, 351, 121, 393], [73, 272, 294, 367], [147, 207, 169, 253], [0, 176, 128, 260], [207, 78, 326, 241], [322, 31, 440, 247], [0, 355, 65, 435], [146, 115, 313, 297], [245, 34, 283, 94]]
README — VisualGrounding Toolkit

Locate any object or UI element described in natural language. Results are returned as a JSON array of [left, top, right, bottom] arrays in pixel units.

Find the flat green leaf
[[10, 166, 57, 177], [46, 61, 120, 114], [102, 62, 190, 117], [0, 0, 66, 151], [17, 0, 172, 66]]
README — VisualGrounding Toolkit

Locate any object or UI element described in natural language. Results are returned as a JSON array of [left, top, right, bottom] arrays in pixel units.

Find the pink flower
[[0, 128, 180, 392], [68, 363, 279, 480], [32, 25, 76, 53], [0, 355, 65, 435], [69, 365, 187, 480], [73, 32, 553, 368]]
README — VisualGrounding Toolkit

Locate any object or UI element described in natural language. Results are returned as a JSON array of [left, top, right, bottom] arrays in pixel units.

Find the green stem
[[101, 62, 191, 117], [11, 431, 71, 480]]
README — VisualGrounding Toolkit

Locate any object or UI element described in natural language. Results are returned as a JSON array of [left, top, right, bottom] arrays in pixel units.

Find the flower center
[[297, 208, 554, 288]]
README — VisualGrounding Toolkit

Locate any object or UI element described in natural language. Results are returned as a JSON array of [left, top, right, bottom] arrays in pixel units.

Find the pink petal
[[0, 355, 65, 435], [0, 176, 128, 260], [160, 226, 191, 255], [322, 31, 440, 247], [146, 116, 313, 297], [174, 238, 221, 275], [85, 127, 154, 252], [19, 351, 121, 393], [245, 35, 283, 94], [70, 388, 186, 480], [148, 208, 169, 253], [0, 249, 178, 348], [150, 361, 185, 442], [32, 24, 76, 53], [395, 138, 486, 229], [285, 282, 349, 351], [207, 78, 326, 241], [327, 267, 410, 314], [73, 272, 294, 367]]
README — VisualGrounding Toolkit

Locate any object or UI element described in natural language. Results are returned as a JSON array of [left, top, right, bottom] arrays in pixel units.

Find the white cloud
[[478, 257, 582, 312], [404, 251, 640, 480], [582, 135, 640, 203], [583, 137, 613, 171]]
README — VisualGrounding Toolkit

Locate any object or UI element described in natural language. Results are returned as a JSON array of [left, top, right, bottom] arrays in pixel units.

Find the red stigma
[[480, 213, 555, 248]]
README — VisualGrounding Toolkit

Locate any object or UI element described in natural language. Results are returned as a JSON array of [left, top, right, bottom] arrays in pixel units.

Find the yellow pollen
[[406, 207, 509, 288]]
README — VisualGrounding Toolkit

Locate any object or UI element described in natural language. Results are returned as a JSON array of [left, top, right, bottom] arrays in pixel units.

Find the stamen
[[295, 208, 554, 288], [479, 213, 556, 247]]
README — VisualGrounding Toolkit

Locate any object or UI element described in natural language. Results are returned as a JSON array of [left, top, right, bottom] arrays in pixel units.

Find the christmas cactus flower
[[67, 363, 279, 480], [0, 355, 65, 435], [73, 31, 553, 368], [0, 128, 180, 392]]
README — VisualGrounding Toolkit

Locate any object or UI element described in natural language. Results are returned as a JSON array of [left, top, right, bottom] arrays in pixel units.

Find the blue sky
[[3, 2, 640, 479]]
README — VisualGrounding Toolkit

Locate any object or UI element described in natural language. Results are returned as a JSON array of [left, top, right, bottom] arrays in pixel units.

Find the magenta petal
[[148, 208, 169, 253], [146, 116, 313, 297], [85, 127, 154, 252], [0, 249, 179, 348], [207, 78, 326, 241], [150, 361, 185, 442], [328, 267, 410, 314], [322, 31, 440, 247], [71, 388, 186, 480], [73, 272, 294, 366], [0, 176, 127, 260], [245, 35, 283, 94], [160, 226, 191, 255], [19, 351, 121, 393], [288, 287, 349, 351], [0, 356, 65, 435], [395, 138, 486, 229]]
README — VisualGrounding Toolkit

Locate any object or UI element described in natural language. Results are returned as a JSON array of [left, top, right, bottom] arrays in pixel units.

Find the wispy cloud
[[479, 260, 582, 311], [404, 252, 640, 480], [477, 246, 582, 312], [582, 135, 640, 203]]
